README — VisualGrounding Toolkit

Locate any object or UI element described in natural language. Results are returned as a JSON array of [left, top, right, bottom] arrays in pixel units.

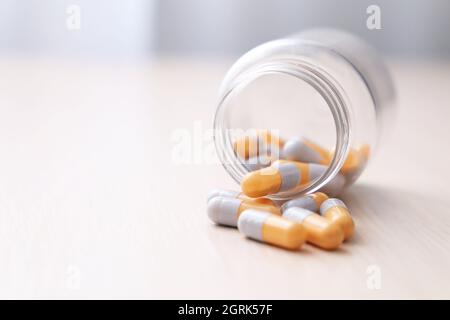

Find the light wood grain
[[0, 56, 449, 299]]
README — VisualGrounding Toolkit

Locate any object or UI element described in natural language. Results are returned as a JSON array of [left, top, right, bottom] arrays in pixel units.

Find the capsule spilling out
[[241, 160, 308, 197], [238, 209, 306, 250], [207, 188, 275, 206], [320, 198, 355, 240], [282, 207, 344, 250], [282, 138, 330, 165], [207, 196, 280, 227], [281, 192, 329, 213], [241, 160, 345, 198]]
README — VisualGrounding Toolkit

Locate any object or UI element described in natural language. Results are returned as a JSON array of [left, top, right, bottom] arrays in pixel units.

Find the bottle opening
[[214, 61, 351, 200]]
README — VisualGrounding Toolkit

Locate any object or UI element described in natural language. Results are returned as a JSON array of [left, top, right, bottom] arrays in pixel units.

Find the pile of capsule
[[234, 130, 370, 197], [207, 189, 353, 250], [207, 130, 363, 250]]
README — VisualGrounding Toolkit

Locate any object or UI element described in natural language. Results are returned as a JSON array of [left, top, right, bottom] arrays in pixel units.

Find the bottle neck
[[214, 59, 352, 200]]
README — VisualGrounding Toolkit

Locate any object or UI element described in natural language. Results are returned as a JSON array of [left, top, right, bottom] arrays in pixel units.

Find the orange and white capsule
[[358, 144, 371, 163], [233, 130, 284, 160], [320, 198, 355, 240], [207, 188, 275, 206], [238, 209, 306, 250], [329, 145, 370, 175], [281, 138, 331, 165], [241, 160, 309, 197], [281, 192, 329, 213], [343, 149, 360, 174], [207, 196, 280, 227], [241, 160, 345, 198], [308, 162, 346, 196], [354, 143, 370, 172], [242, 154, 274, 172], [283, 207, 344, 250]]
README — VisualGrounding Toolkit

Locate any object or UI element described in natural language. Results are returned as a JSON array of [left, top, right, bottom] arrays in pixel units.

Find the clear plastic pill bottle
[[214, 29, 396, 200]]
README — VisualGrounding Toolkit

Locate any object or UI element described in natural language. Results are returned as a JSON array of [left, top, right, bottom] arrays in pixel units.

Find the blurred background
[[0, 0, 449, 60]]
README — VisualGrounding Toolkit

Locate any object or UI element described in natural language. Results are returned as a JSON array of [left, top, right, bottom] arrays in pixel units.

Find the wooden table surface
[[0, 56, 449, 299]]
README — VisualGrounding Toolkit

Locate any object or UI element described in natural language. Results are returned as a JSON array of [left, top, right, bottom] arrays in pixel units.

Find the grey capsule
[[281, 138, 324, 164]]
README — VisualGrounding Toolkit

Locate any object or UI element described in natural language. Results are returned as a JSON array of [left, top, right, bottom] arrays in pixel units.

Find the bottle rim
[[213, 58, 351, 200]]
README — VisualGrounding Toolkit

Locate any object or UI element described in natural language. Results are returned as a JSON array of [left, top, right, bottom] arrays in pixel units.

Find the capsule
[[207, 188, 275, 206], [320, 198, 354, 240], [358, 144, 371, 162], [281, 138, 331, 165], [309, 162, 346, 196], [241, 160, 308, 197], [241, 160, 345, 198], [283, 207, 344, 250], [233, 133, 259, 159], [281, 192, 329, 213], [258, 129, 285, 149], [233, 130, 284, 160], [355, 144, 370, 171], [243, 154, 274, 171], [238, 209, 306, 250], [339, 149, 361, 174], [336, 144, 372, 180], [326, 147, 366, 175], [207, 196, 280, 227]]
